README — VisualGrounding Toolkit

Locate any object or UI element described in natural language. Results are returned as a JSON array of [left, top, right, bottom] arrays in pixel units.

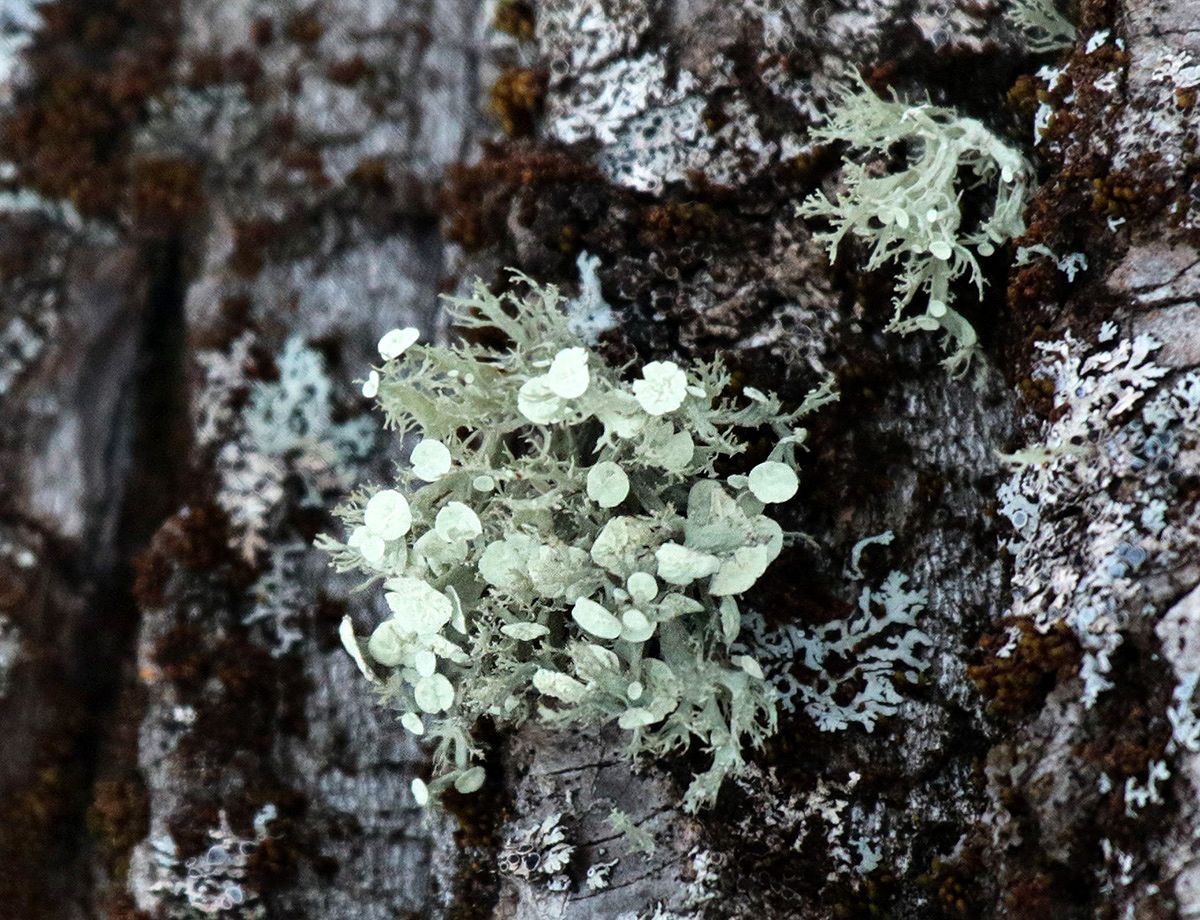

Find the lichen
[[797, 75, 1032, 374], [0, 613, 19, 697], [1005, 0, 1077, 54], [138, 806, 277, 919], [738, 569, 932, 732], [998, 331, 1199, 706], [201, 335, 372, 563], [323, 271, 837, 811]]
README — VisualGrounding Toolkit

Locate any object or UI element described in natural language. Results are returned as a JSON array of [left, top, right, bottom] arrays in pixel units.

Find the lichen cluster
[[323, 273, 836, 811], [739, 569, 931, 732], [998, 331, 1199, 706], [798, 76, 1032, 373]]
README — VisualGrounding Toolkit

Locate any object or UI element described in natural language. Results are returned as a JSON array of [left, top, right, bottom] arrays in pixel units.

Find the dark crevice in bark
[[75, 239, 192, 918]]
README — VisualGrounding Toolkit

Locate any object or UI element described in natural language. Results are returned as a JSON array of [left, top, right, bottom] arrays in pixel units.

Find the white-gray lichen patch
[[134, 805, 277, 919], [538, 0, 820, 194], [0, 0, 38, 106], [0, 613, 19, 698], [197, 335, 372, 563], [243, 540, 311, 656], [999, 332, 1200, 706], [738, 569, 932, 732], [1005, 0, 1076, 53], [500, 811, 576, 892]]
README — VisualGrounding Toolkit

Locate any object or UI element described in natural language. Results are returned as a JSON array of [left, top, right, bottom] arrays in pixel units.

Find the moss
[[968, 618, 1081, 719], [185, 50, 263, 89], [1089, 157, 1171, 221], [920, 846, 985, 918], [441, 143, 604, 255], [285, 10, 324, 46], [129, 157, 205, 235], [441, 719, 509, 919], [3, 0, 178, 219], [638, 201, 722, 248], [251, 16, 274, 48], [231, 216, 288, 277], [133, 502, 239, 609], [97, 892, 152, 920], [493, 0, 535, 41], [489, 68, 548, 137], [87, 776, 150, 878], [0, 699, 90, 919], [347, 157, 393, 194], [281, 146, 330, 188], [327, 55, 371, 86], [1003, 871, 1060, 919]]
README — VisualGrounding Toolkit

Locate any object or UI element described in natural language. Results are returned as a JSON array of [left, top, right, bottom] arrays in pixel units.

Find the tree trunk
[[1, 0, 1197, 917]]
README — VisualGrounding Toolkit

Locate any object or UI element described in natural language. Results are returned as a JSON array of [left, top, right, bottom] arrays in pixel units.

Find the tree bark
[[1, 0, 1198, 918]]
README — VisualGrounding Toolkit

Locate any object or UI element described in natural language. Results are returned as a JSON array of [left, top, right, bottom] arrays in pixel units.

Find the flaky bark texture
[[1, 0, 1199, 917]]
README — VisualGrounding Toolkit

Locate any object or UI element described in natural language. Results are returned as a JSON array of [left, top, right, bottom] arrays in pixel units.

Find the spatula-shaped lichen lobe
[[321, 271, 836, 811]]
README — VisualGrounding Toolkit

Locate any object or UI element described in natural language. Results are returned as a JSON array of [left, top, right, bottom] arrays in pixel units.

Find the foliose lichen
[[198, 334, 372, 563], [998, 332, 1200, 706], [322, 272, 837, 812], [140, 805, 277, 919], [1005, 0, 1077, 54], [738, 569, 932, 732]]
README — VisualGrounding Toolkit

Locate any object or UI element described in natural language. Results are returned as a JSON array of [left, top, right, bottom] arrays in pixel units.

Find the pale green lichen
[[797, 75, 1032, 374], [1006, 0, 1077, 53], [321, 272, 836, 811]]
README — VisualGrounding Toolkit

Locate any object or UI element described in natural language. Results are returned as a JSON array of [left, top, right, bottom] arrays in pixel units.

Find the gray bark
[[1, 0, 1198, 918]]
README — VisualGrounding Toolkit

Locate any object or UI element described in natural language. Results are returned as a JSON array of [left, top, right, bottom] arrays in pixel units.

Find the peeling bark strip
[[1, 0, 1199, 916]]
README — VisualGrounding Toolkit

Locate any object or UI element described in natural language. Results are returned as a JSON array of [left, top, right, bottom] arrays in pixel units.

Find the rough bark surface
[[1, 0, 1199, 918]]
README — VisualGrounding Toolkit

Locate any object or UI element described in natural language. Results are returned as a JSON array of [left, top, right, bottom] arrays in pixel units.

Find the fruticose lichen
[[324, 272, 836, 812], [797, 76, 1032, 374]]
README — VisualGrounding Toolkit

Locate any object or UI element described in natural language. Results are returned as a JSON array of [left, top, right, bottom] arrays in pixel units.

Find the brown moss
[[638, 201, 722, 248], [231, 216, 287, 277], [151, 621, 210, 691], [0, 701, 90, 919], [251, 16, 274, 48], [493, 0, 535, 40], [132, 503, 239, 610], [97, 892, 152, 920], [1090, 158, 1171, 221], [87, 776, 150, 877], [1079, 698, 1169, 780], [188, 293, 255, 351], [968, 618, 1081, 719], [129, 157, 204, 234], [440, 719, 509, 919], [489, 67, 547, 137], [442, 143, 604, 252], [3, 0, 178, 219], [920, 846, 984, 919], [347, 157, 393, 194], [1006, 73, 1042, 124], [185, 50, 263, 89], [285, 10, 323, 45], [1005, 870, 1067, 919], [327, 54, 371, 85]]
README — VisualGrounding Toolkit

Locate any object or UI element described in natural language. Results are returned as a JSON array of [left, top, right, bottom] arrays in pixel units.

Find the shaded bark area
[[0, 0, 1198, 918]]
